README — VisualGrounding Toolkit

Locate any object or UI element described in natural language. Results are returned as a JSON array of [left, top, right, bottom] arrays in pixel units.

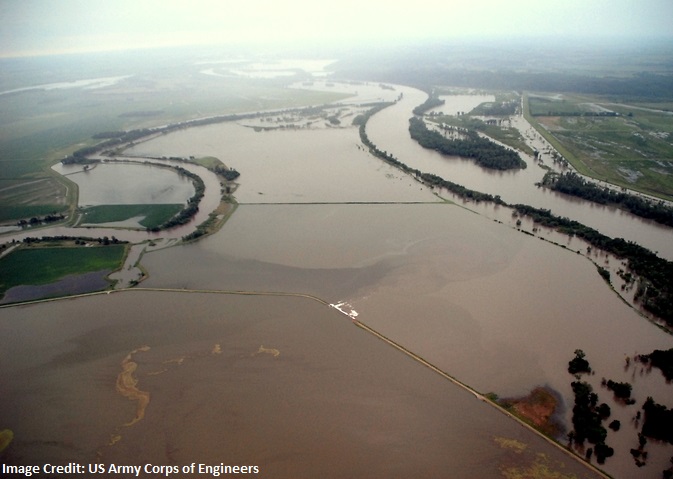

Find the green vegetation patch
[[80, 204, 183, 229], [0, 204, 66, 223], [0, 245, 125, 294]]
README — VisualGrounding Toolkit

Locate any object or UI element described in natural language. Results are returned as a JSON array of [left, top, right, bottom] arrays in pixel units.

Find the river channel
[[2, 83, 672, 478]]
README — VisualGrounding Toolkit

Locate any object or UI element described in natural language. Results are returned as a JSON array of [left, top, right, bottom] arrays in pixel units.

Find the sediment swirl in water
[[256, 345, 280, 357], [116, 346, 151, 426]]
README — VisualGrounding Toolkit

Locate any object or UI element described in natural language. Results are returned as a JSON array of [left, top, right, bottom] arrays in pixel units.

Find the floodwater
[[0, 291, 603, 478], [52, 162, 195, 206], [125, 122, 436, 204], [130, 95, 673, 477], [3, 85, 673, 478]]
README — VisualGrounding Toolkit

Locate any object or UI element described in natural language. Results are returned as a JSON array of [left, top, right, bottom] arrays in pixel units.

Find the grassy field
[[80, 204, 183, 229], [525, 93, 673, 200], [0, 244, 126, 295]]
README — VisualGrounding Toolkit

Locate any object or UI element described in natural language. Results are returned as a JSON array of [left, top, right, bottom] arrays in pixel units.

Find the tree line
[[148, 166, 205, 232], [542, 171, 673, 227], [408, 117, 526, 170]]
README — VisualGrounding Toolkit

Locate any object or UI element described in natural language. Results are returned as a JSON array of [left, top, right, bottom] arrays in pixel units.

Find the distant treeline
[[357, 103, 673, 328], [532, 111, 620, 117], [542, 171, 673, 227], [63, 104, 341, 162], [408, 117, 526, 170], [345, 67, 673, 101]]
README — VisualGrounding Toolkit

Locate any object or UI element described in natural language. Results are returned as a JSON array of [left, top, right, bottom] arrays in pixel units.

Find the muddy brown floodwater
[[2, 84, 672, 478], [0, 292, 603, 478]]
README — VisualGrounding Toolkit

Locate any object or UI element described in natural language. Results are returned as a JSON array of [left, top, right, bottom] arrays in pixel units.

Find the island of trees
[[408, 117, 526, 170]]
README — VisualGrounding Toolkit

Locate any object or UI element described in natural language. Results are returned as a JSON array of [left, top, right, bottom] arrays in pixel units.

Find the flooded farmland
[[0, 292, 605, 478], [2, 85, 673, 478]]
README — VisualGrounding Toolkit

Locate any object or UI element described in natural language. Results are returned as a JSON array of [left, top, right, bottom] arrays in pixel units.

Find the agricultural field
[[79, 203, 183, 229], [526, 93, 673, 200], [0, 243, 126, 296]]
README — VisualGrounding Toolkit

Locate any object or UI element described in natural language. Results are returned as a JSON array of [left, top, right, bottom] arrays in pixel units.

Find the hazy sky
[[1, 0, 672, 57]]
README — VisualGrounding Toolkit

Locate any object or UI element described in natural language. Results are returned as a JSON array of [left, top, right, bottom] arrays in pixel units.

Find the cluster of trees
[[638, 348, 673, 381], [566, 350, 614, 464], [17, 213, 65, 227], [542, 171, 673, 227], [412, 92, 445, 115], [642, 397, 673, 444], [568, 349, 591, 374], [409, 117, 526, 170], [213, 166, 240, 181], [603, 379, 634, 403], [20, 235, 125, 245], [570, 381, 614, 463]]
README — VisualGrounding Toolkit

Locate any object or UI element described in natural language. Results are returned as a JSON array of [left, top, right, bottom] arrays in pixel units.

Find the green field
[[80, 204, 183, 229], [0, 244, 126, 294], [525, 93, 673, 200]]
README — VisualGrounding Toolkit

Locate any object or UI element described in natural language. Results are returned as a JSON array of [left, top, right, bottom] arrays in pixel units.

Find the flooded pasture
[[0, 291, 603, 478], [53, 162, 195, 206]]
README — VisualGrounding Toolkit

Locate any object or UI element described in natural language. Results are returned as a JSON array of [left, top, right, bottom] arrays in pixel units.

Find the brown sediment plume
[[256, 345, 280, 358], [494, 436, 527, 454], [163, 356, 186, 366], [116, 346, 150, 427]]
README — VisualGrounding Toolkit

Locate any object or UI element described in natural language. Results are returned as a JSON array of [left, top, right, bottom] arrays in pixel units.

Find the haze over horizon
[[1, 0, 672, 58]]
